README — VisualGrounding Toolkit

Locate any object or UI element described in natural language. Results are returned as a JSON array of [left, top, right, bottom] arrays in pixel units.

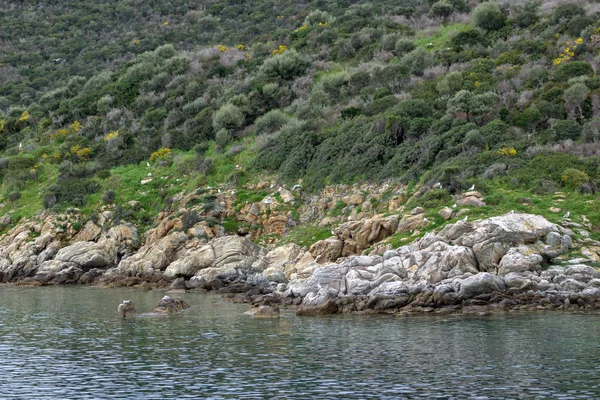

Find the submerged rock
[[152, 296, 190, 314], [117, 300, 137, 319], [244, 305, 280, 318]]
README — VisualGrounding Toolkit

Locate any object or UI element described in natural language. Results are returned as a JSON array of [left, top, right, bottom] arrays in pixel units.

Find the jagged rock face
[[152, 296, 189, 314], [282, 213, 599, 314], [55, 242, 114, 269]]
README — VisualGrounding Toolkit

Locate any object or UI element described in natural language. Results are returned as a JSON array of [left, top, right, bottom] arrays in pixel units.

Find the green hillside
[[2, 0, 600, 235]]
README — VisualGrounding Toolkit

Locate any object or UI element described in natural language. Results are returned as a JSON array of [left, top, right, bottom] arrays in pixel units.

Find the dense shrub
[[472, 2, 506, 31], [553, 62, 594, 82], [549, 120, 582, 141]]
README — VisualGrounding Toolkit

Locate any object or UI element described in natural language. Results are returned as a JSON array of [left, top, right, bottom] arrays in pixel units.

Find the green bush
[[212, 104, 245, 132], [472, 2, 506, 31], [254, 110, 289, 136], [259, 49, 309, 80], [549, 120, 582, 141], [552, 3, 585, 23], [561, 168, 589, 189], [7, 191, 21, 202], [553, 62, 594, 82]]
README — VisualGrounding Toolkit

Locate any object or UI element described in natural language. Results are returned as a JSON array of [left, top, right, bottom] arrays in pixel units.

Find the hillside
[[1, 0, 600, 246]]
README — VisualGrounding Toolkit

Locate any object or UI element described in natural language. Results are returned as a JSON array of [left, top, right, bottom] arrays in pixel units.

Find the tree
[[563, 82, 589, 119]]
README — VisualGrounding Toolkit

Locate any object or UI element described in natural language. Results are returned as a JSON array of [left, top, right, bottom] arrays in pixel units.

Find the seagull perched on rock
[[146, 162, 150, 167], [509, 210, 515, 214], [452, 203, 457, 209], [433, 182, 442, 189], [468, 184, 475, 191], [563, 211, 570, 219], [461, 216, 468, 222], [147, 172, 152, 177]]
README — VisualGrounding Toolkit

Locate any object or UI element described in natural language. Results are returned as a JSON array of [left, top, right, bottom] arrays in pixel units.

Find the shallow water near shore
[[0, 286, 599, 399]]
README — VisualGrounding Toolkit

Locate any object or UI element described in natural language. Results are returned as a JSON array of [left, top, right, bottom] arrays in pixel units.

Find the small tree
[[563, 82, 590, 119]]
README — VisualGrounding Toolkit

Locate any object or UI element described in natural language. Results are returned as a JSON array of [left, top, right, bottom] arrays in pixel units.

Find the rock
[[309, 237, 343, 264], [163, 244, 214, 279], [497, 246, 543, 275], [152, 296, 190, 314], [296, 299, 339, 316], [454, 272, 507, 300], [245, 305, 280, 318], [456, 191, 486, 207], [34, 260, 83, 284], [336, 214, 399, 253], [410, 207, 425, 215], [71, 221, 102, 243], [438, 207, 454, 220], [55, 242, 114, 269], [170, 277, 187, 290], [397, 213, 429, 233], [550, 207, 561, 213], [117, 300, 137, 319], [545, 232, 562, 247], [0, 214, 11, 226]]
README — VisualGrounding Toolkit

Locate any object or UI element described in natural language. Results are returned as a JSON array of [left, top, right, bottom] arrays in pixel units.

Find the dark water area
[[0, 286, 599, 399]]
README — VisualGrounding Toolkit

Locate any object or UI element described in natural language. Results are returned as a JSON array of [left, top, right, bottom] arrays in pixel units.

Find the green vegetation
[[1, 0, 600, 239]]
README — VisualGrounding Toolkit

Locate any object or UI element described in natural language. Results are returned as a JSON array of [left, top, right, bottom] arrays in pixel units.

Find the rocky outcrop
[[275, 213, 600, 314], [152, 296, 189, 314]]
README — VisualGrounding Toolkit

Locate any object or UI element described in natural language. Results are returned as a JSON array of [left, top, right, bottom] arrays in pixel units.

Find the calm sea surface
[[0, 285, 598, 399]]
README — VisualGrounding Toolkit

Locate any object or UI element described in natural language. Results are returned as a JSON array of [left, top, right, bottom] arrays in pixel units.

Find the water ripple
[[0, 286, 598, 399]]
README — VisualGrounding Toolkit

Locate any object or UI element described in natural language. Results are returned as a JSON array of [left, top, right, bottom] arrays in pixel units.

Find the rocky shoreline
[[2, 207, 600, 315]]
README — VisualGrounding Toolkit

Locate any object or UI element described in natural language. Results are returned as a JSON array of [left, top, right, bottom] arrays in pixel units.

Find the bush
[[96, 170, 111, 179], [102, 189, 115, 204], [430, 1, 454, 19], [215, 128, 231, 149], [472, 2, 506, 31], [259, 49, 309, 80], [561, 168, 589, 189], [181, 210, 201, 231], [553, 62, 594, 82], [212, 103, 244, 132], [550, 120, 582, 141], [552, 3, 586, 23], [394, 39, 416, 55], [7, 191, 21, 201], [254, 110, 290, 136]]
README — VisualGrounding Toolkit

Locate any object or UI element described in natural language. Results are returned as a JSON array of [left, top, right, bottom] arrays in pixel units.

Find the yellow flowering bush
[[498, 147, 517, 156], [70, 120, 82, 133], [18, 111, 29, 122], [104, 130, 119, 141], [270, 45, 287, 56], [71, 145, 93, 160], [150, 147, 172, 161], [217, 44, 228, 52], [235, 44, 246, 51]]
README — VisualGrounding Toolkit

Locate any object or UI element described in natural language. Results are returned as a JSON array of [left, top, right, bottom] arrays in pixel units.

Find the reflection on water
[[0, 286, 599, 399]]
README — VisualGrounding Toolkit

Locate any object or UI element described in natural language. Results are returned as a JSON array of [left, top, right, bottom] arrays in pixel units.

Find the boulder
[[309, 237, 343, 264], [438, 207, 454, 220], [152, 296, 190, 314], [497, 246, 543, 275], [456, 191, 486, 207], [117, 300, 137, 319], [163, 244, 214, 279], [55, 242, 113, 269]]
